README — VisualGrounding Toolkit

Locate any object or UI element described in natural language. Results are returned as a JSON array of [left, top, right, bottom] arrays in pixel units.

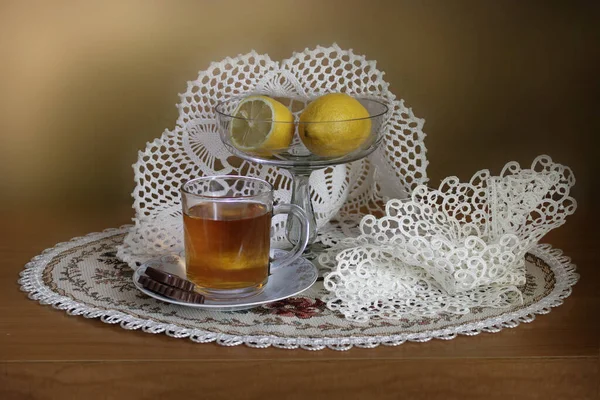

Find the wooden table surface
[[1, 207, 598, 400]]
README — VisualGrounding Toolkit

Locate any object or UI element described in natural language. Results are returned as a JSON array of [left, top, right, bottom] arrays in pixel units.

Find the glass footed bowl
[[214, 95, 389, 248], [215, 96, 389, 170]]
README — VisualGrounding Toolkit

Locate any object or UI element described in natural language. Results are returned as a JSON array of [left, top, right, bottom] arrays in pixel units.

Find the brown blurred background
[[0, 0, 598, 215]]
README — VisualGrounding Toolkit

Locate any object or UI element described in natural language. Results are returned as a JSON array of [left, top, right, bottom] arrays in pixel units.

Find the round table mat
[[19, 227, 578, 351]]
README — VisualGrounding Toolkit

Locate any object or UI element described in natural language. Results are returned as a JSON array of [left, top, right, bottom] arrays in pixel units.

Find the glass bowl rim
[[214, 95, 389, 124]]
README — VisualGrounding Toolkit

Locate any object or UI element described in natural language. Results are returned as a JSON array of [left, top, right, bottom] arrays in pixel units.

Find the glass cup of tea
[[181, 175, 310, 300]]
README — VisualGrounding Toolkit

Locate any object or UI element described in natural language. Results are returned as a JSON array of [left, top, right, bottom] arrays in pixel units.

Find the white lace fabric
[[114, 45, 578, 326], [322, 155, 577, 322], [117, 44, 428, 267]]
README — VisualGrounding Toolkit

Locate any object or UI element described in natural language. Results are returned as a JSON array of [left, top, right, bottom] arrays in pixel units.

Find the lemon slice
[[230, 95, 294, 156]]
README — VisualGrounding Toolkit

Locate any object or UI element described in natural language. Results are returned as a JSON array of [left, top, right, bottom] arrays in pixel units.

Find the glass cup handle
[[271, 204, 310, 271]]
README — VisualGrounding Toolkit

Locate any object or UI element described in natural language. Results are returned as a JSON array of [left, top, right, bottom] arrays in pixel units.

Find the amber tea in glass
[[181, 176, 309, 299]]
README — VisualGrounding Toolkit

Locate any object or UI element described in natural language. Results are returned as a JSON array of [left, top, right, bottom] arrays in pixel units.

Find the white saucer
[[132, 250, 318, 311]]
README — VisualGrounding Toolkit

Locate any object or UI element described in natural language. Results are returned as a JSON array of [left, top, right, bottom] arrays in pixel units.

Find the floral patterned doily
[[19, 227, 578, 351]]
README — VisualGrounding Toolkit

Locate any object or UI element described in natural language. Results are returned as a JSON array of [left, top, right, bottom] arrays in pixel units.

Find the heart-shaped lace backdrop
[[117, 44, 429, 267]]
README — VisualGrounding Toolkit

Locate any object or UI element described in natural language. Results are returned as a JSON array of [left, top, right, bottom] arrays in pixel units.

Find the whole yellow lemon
[[298, 93, 372, 157]]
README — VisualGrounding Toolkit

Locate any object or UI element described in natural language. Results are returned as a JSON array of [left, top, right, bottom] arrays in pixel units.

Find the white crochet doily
[[321, 156, 577, 322], [116, 44, 428, 268], [19, 227, 578, 351]]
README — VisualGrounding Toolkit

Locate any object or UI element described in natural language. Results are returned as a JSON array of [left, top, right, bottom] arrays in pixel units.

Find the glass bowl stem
[[286, 169, 317, 245]]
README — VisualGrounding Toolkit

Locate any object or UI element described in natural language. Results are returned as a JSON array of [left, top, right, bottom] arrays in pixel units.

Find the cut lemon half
[[230, 95, 294, 156]]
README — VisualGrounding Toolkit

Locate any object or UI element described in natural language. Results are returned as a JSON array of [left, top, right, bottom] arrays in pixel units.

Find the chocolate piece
[[138, 275, 205, 304], [145, 266, 196, 292]]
